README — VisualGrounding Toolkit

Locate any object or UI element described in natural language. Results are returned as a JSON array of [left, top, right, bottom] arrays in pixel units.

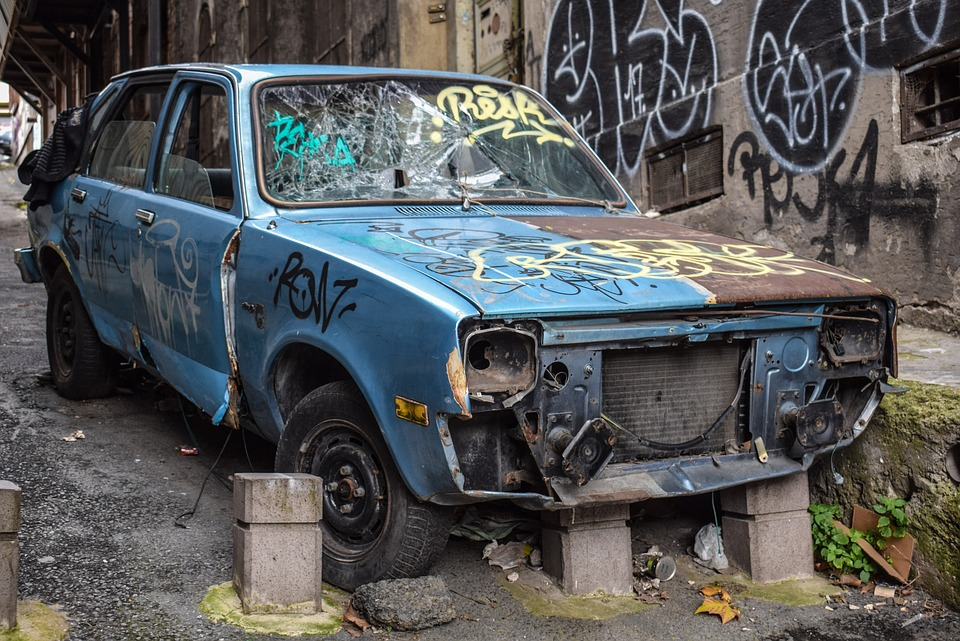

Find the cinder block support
[[541, 505, 633, 595], [0, 480, 21, 631], [720, 472, 814, 583], [233, 473, 323, 614]]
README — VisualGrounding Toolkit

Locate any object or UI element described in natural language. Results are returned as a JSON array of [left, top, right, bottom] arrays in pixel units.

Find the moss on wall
[[810, 381, 960, 610]]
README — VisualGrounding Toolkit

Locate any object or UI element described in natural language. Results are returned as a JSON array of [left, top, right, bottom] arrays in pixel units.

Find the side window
[[154, 83, 234, 211], [88, 84, 169, 187]]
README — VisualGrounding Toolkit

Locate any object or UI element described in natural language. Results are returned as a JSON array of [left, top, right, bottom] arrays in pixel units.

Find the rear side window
[[88, 83, 170, 188], [153, 82, 235, 211]]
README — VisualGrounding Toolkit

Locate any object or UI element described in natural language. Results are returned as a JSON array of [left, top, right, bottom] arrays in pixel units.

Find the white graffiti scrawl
[[744, 0, 949, 173], [543, 0, 718, 180]]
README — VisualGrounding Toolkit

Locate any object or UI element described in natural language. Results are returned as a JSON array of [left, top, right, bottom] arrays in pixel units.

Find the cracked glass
[[256, 78, 623, 206]]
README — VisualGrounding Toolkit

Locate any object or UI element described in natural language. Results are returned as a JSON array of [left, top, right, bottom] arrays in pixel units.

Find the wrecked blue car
[[15, 64, 897, 589]]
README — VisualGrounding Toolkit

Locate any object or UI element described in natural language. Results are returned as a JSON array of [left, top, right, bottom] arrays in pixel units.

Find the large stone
[[352, 576, 455, 631], [810, 380, 960, 610]]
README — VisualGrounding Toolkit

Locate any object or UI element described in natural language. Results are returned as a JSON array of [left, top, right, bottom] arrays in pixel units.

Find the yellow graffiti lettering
[[468, 239, 871, 284], [436, 84, 571, 146]]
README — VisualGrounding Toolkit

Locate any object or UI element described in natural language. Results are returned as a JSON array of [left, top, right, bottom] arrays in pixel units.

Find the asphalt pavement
[[1, 165, 958, 641]]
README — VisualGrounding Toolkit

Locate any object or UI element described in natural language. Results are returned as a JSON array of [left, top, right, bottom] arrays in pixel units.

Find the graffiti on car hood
[[312, 212, 886, 315]]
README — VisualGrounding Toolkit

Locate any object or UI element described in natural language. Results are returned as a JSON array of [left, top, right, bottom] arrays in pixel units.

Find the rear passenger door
[[130, 74, 243, 426], [66, 79, 172, 356]]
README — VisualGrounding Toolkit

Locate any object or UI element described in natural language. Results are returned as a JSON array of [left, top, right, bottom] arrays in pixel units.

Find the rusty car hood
[[311, 211, 887, 316]]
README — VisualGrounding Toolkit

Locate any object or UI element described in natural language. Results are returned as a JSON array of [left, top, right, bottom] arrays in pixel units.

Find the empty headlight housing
[[462, 324, 538, 404]]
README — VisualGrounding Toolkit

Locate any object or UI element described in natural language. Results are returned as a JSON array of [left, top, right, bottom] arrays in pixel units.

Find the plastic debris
[[484, 541, 531, 570], [61, 430, 84, 442], [693, 523, 729, 570]]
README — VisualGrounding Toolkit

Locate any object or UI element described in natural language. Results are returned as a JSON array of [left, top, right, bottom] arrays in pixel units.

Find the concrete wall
[[164, 0, 398, 67], [524, 0, 960, 333]]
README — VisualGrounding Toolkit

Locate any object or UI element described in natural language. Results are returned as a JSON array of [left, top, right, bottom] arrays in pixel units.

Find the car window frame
[[151, 77, 239, 214], [81, 74, 177, 189]]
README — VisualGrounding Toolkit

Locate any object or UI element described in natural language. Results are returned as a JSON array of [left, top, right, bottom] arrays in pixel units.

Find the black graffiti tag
[[729, 120, 937, 265], [270, 253, 357, 332]]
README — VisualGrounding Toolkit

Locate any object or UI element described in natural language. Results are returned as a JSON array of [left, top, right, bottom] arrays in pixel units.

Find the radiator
[[602, 343, 743, 461]]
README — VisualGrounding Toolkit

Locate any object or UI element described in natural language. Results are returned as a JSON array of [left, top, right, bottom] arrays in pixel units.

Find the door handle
[[71, 188, 86, 203], [135, 209, 156, 225]]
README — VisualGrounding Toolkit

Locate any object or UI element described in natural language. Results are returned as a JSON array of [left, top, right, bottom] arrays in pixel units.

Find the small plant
[[809, 503, 877, 583], [871, 496, 908, 549]]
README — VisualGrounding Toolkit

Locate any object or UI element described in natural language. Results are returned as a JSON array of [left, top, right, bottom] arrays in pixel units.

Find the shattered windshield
[[256, 78, 623, 206]]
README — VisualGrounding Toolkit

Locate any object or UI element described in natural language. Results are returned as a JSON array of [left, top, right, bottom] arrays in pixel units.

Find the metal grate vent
[[602, 343, 742, 460], [647, 129, 724, 212]]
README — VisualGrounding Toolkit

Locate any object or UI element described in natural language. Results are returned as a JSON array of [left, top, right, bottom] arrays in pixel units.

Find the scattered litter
[[452, 507, 537, 542], [37, 556, 55, 564], [506, 572, 519, 583], [528, 547, 542, 568], [693, 523, 728, 570], [848, 604, 861, 610], [825, 606, 835, 611], [484, 541, 531, 570], [875, 585, 897, 599], [864, 604, 874, 611], [695, 586, 740, 624], [61, 430, 84, 442], [902, 613, 924, 627], [176, 445, 198, 456]]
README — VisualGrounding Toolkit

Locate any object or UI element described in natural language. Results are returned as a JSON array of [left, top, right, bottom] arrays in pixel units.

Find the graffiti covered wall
[[526, 0, 960, 332]]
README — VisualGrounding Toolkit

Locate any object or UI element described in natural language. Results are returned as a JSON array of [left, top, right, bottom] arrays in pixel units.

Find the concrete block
[[234, 473, 323, 524], [722, 510, 815, 583], [721, 472, 810, 516], [541, 514, 633, 595], [542, 504, 631, 528], [0, 481, 20, 533], [0, 539, 17, 630], [233, 523, 323, 614]]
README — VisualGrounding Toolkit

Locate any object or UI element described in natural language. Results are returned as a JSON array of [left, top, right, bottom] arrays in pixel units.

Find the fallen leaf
[[695, 597, 741, 624], [342, 604, 371, 638], [700, 586, 732, 602], [838, 574, 863, 588]]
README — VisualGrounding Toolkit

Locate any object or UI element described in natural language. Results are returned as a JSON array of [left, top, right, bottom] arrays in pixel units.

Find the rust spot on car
[[446, 349, 469, 416]]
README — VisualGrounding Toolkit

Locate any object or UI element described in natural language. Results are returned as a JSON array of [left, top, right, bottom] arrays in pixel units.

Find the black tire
[[275, 381, 452, 590], [46, 265, 119, 399]]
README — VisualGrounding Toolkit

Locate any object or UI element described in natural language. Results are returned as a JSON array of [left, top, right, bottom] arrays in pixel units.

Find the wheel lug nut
[[339, 504, 353, 514], [325, 482, 338, 492], [339, 465, 351, 476], [353, 487, 365, 498]]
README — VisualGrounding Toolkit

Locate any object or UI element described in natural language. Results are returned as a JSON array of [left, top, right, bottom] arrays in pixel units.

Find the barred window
[[646, 129, 723, 212], [901, 49, 960, 143]]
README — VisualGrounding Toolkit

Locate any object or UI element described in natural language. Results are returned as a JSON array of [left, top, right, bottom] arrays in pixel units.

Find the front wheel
[[275, 381, 452, 590], [46, 265, 119, 399]]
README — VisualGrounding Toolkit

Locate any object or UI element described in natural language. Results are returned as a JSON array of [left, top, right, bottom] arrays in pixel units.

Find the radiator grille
[[602, 344, 742, 460]]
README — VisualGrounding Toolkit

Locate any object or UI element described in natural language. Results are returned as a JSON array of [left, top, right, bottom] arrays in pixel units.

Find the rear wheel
[[46, 265, 119, 399], [275, 381, 452, 590]]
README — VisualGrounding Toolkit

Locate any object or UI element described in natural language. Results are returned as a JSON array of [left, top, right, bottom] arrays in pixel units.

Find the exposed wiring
[[175, 427, 233, 529]]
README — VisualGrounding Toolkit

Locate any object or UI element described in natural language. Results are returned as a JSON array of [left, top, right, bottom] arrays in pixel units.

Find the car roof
[[111, 63, 512, 88]]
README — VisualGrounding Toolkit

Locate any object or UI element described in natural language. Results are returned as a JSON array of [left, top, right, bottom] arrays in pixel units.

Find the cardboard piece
[[832, 505, 915, 584]]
